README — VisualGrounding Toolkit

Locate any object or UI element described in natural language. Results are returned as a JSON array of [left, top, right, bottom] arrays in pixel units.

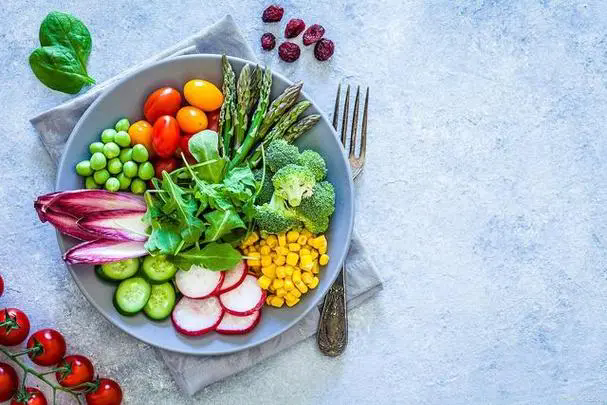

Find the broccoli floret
[[255, 194, 300, 233], [295, 181, 335, 233], [272, 164, 316, 207], [298, 150, 327, 181], [266, 139, 300, 172], [254, 169, 274, 205]]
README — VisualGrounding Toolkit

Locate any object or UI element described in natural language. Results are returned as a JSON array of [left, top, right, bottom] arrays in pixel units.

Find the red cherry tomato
[[56, 355, 94, 389], [153, 158, 179, 178], [207, 109, 219, 132], [143, 87, 182, 124], [0, 362, 18, 402], [177, 134, 194, 160], [27, 329, 66, 366], [152, 115, 180, 158], [85, 378, 122, 405], [0, 308, 30, 346], [10, 387, 47, 405]]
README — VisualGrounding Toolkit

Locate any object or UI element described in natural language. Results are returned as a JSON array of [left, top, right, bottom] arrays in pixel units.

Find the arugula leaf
[[161, 172, 204, 250], [203, 209, 246, 242], [145, 227, 182, 255], [188, 130, 227, 183], [169, 243, 242, 271]]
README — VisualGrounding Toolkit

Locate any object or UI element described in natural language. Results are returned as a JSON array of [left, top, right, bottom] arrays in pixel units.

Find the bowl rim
[[55, 53, 355, 355]]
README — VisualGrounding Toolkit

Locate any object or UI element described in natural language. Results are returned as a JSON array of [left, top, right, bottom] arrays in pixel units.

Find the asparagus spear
[[229, 67, 272, 169], [248, 66, 263, 114], [258, 81, 303, 139], [235, 64, 252, 149], [219, 55, 236, 158], [283, 114, 321, 143]]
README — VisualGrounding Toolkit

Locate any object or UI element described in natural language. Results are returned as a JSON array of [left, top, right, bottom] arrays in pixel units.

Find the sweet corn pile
[[240, 230, 329, 308]]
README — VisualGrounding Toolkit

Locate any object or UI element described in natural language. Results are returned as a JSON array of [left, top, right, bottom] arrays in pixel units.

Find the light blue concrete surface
[[2, 0, 607, 403]]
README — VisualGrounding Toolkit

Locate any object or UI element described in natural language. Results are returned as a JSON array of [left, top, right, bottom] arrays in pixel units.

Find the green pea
[[90, 152, 107, 170], [132, 144, 149, 163], [117, 173, 132, 190], [105, 177, 120, 192], [89, 142, 105, 154], [76, 160, 92, 176], [108, 158, 123, 174], [85, 176, 99, 189], [123, 161, 138, 178], [115, 118, 130, 132], [93, 169, 110, 185], [130, 178, 146, 194], [119, 148, 133, 163], [114, 131, 131, 148], [138, 162, 155, 180], [101, 129, 117, 143], [103, 142, 120, 159]]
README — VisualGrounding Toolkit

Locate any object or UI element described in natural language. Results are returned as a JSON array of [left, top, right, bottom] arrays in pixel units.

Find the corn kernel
[[284, 265, 294, 277], [297, 235, 308, 245], [318, 245, 327, 254], [276, 246, 290, 256], [311, 261, 320, 274], [248, 246, 257, 253], [290, 288, 301, 298], [268, 284, 276, 292], [276, 287, 287, 297], [284, 279, 294, 290], [241, 247, 249, 255], [319, 254, 329, 266], [258, 275, 272, 289], [308, 276, 319, 289], [286, 252, 299, 266], [292, 270, 302, 283], [288, 243, 300, 252], [286, 297, 300, 307], [301, 229, 313, 239], [262, 265, 276, 278], [300, 248, 311, 256], [248, 252, 260, 258], [247, 259, 261, 267], [273, 255, 286, 266], [302, 271, 314, 285], [260, 255, 273, 267], [311, 235, 326, 249], [260, 240, 266, 246], [260, 245, 271, 255], [278, 232, 287, 246], [272, 278, 284, 290], [286, 230, 300, 242], [270, 296, 284, 307], [276, 266, 286, 278], [265, 295, 273, 305], [266, 235, 278, 247], [246, 232, 259, 246], [295, 281, 308, 293], [299, 255, 313, 269], [310, 249, 319, 259]]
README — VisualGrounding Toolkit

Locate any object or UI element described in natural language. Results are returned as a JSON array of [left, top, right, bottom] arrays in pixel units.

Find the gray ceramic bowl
[[56, 54, 354, 355]]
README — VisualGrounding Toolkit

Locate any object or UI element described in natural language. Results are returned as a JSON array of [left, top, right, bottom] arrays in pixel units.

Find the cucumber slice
[[114, 277, 151, 315], [142, 255, 177, 283], [100, 258, 140, 281], [144, 282, 176, 320]]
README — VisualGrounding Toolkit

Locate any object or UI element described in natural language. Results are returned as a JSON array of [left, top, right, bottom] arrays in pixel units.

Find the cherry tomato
[[56, 355, 94, 389], [27, 329, 66, 366], [85, 378, 122, 405], [128, 120, 154, 158], [206, 109, 220, 132], [0, 308, 30, 346], [10, 387, 47, 405], [177, 134, 194, 160], [153, 158, 179, 178], [183, 79, 223, 112], [152, 115, 180, 158], [176, 106, 208, 134], [143, 87, 182, 123], [0, 363, 18, 402]]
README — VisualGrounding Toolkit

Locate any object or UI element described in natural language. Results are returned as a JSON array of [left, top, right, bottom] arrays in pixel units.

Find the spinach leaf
[[39, 11, 92, 71], [203, 209, 246, 242], [170, 243, 242, 271], [188, 130, 226, 183]]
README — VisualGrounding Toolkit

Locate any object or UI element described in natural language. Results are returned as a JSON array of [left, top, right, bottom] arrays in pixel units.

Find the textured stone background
[[2, 0, 607, 403]]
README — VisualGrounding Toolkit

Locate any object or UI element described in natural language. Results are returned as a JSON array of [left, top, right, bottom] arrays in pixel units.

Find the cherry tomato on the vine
[[85, 378, 122, 405], [27, 329, 66, 366], [153, 158, 179, 179], [152, 115, 180, 158], [0, 362, 18, 402], [176, 106, 208, 134], [10, 387, 47, 405], [0, 308, 30, 346], [206, 109, 220, 132], [56, 355, 94, 389], [143, 87, 182, 124]]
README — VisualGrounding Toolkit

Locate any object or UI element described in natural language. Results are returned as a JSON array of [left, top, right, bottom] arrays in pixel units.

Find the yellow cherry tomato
[[128, 120, 155, 158], [183, 80, 224, 112], [176, 106, 208, 134]]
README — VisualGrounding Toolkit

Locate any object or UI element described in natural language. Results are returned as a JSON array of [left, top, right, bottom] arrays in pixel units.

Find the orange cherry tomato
[[176, 106, 208, 134], [152, 116, 180, 158], [128, 120, 155, 158], [143, 87, 182, 123], [153, 158, 179, 178], [206, 109, 220, 132], [183, 80, 223, 112]]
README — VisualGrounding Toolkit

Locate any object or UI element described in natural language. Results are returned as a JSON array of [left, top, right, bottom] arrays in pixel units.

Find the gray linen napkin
[[30, 15, 382, 396]]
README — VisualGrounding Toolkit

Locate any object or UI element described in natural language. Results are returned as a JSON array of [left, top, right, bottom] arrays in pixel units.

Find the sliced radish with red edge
[[219, 274, 265, 316], [218, 260, 247, 293], [215, 310, 261, 335], [171, 296, 224, 336], [175, 265, 224, 299]]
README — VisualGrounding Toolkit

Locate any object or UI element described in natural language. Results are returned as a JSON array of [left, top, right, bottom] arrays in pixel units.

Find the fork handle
[[317, 265, 348, 356]]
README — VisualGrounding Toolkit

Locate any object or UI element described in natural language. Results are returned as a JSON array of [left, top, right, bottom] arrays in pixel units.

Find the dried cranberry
[[314, 38, 334, 61], [278, 42, 301, 62], [303, 24, 325, 46], [261, 33, 276, 50], [284, 18, 306, 38], [262, 5, 284, 22]]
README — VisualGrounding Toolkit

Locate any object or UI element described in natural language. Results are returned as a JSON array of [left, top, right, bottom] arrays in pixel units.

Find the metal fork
[[317, 83, 368, 356]]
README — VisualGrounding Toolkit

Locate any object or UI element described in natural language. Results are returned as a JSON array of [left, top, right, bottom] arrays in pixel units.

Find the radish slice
[[219, 274, 265, 316], [172, 296, 224, 336], [175, 265, 225, 299], [63, 239, 147, 264], [44, 190, 146, 217], [215, 310, 261, 335], [218, 260, 247, 293], [43, 209, 97, 241], [78, 210, 147, 241]]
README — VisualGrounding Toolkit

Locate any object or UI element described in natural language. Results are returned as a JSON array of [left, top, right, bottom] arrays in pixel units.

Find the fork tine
[[349, 86, 360, 158], [341, 85, 350, 147], [359, 87, 369, 160], [332, 83, 341, 131]]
